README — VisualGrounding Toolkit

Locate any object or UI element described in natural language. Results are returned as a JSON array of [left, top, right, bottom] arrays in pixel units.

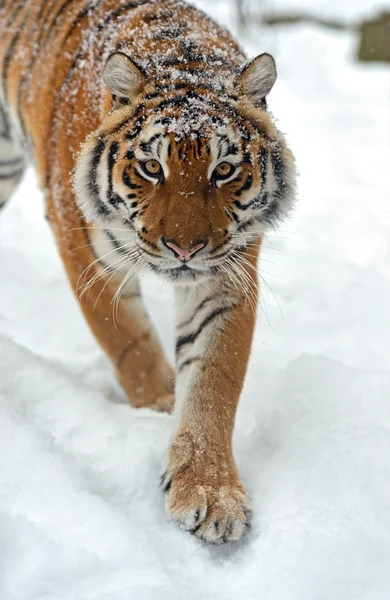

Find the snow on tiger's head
[[74, 52, 296, 284]]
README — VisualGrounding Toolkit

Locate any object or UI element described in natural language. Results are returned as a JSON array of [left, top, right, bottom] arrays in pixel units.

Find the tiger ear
[[103, 52, 145, 98], [238, 53, 277, 107]]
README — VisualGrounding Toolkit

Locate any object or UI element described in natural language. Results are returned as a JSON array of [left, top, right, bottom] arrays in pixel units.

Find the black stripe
[[210, 115, 228, 129], [122, 170, 141, 189], [0, 157, 24, 166], [154, 25, 186, 40], [151, 54, 231, 69], [41, 0, 79, 43], [139, 245, 160, 258], [216, 134, 230, 159], [195, 136, 203, 158], [235, 219, 257, 234], [228, 175, 243, 186], [231, 211, 240, 224], [2, 27, 23, 102], [151, 90, 225, 115], [178, 357, 201, 373], [143, 91, 163, 100], [137, 233, 159, 252], [89, 139, 110, 216], [155, 83, 188, 94], [207, 247, 231, 261], [144, 9, 174, 24], [152, 94, 196, 113], [16, 0, 50, 136], [258, 192, 269, 207], [0, 102, 10, 138], [234, 197, 258, 211], [176, 306, 232, 354], [259, 147, 268, 181], [107, 142, 123, 207], [0, 167, 24, 179], [154, 81, 235, 100], [228, 143, 239, 156], [123, 121, 144, 140], [178, 295, 218, 329], [96, 2, 152, 63], [139, 133, 162, 155], [261, 199, 279, 223], [3, 0, 28, 31], [208, 236, 231, 255], [239, 126, 251, 144], [59, 3, 95, 51], [234, 173, 253, 197], [105, 104, 146, 138], [271, 150, 284, 184]]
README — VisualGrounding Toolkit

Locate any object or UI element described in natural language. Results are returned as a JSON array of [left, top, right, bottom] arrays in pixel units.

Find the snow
[[1, 2, 390, 599], [206, 0, 390, 24]]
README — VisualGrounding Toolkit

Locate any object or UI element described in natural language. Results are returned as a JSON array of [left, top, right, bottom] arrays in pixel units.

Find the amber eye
[[214, 162, 235, 179], [143, 159, 162, 176]]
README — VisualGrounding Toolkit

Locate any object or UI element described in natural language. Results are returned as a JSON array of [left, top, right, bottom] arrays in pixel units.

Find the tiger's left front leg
[[161, 246, 259, 543]]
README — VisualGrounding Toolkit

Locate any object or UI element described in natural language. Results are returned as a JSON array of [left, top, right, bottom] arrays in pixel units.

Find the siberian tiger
[[0, 0, 296, 543]]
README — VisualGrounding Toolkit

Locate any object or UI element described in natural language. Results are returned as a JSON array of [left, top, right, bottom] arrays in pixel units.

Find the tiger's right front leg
[[47, 195, 174, 412]]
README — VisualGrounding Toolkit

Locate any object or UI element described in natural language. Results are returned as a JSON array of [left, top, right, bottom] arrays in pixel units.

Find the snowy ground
[[1, 2, 390, 599]]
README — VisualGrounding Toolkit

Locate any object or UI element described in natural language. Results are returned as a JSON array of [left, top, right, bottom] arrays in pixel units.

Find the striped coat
[[0, 0, 296, 544]]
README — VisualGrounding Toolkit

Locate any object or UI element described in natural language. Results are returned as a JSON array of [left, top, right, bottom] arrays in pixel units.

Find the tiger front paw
[[160, 434, 251, 543]]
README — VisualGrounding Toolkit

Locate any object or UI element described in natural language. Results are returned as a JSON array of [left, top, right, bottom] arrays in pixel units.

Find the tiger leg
[[0, 105, 25, 209], [46, 194, 174, 412], [161, 242, 260, 543]]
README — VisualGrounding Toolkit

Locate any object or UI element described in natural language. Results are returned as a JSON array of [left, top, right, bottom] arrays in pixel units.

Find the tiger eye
[[144, 159, 161, 175], [215, 162, 233, 177]]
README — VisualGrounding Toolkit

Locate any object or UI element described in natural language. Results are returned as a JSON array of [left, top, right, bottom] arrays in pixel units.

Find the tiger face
[[74, 53, 296, 285]]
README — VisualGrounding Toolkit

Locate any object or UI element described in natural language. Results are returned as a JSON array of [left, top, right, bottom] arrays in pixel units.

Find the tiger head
[[74, 52, 296, 285]]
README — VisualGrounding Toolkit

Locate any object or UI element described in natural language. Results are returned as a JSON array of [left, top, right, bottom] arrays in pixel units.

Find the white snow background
[[1, 1, 390, 598]]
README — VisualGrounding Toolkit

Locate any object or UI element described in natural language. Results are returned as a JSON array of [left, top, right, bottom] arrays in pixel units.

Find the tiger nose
[[162, 237, 207, 262]]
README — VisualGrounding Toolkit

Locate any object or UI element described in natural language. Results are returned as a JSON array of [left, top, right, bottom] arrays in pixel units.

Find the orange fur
[[0, 0, 296, 543]]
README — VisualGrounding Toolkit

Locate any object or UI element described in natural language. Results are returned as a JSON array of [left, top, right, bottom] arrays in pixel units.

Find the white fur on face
[[74, 135, 134, 226]]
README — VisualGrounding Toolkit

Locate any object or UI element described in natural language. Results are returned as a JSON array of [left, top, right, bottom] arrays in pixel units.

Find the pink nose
[[163, 238, 207, 262]]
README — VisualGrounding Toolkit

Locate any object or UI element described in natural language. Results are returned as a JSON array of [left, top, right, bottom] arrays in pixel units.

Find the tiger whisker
[[220, 257, 257, 316], [229, 260, 266, 322], [78, 255, 130, 302], [76, 243, 141, 294], [230, 252, 283, 323], [69, 226, 139, 233], [227, 257, 258, 316], [111, 257, 144, 328], [77, 244, 142, 301], [93, 251, 143, 312]]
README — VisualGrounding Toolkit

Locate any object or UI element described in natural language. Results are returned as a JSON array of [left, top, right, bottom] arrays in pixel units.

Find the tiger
[[0, 0, 296, 544]]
